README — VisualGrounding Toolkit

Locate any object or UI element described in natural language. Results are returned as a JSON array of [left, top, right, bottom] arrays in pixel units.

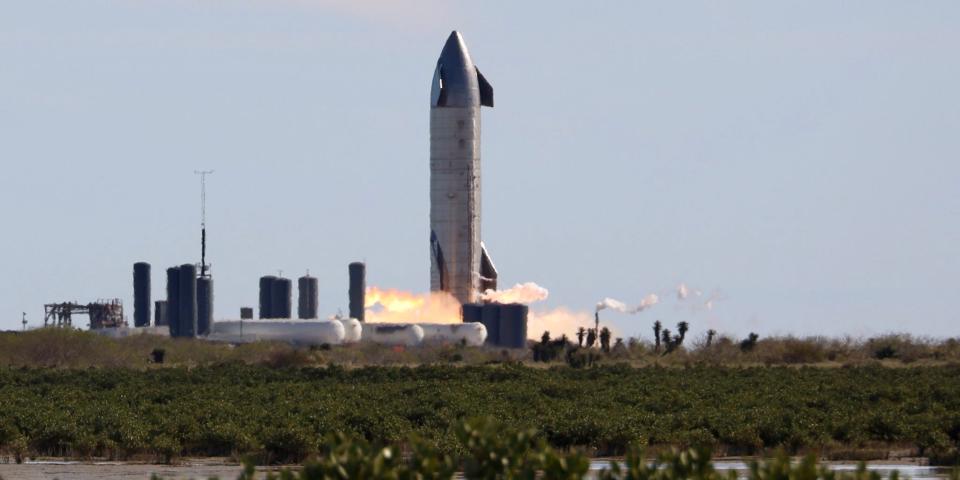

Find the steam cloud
[[675, 282, 722, 311], [364, 281, 550, 327], [365, 282, 566, 339], [363, 279, 719, 340], [595, 294, 659, 314], [480, 282, 549, 304]]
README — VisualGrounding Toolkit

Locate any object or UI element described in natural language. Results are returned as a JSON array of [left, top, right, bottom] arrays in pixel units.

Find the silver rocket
[[430, 31, 498, 305]]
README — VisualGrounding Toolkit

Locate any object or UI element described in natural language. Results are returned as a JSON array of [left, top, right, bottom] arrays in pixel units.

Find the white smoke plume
[[677, 282, 705, 301], [362, 279, 714, 341], [677, 282, 724, 312], [703, 290, 725, 311], [595, 294, 659, 314], [480, 282, 549, 304], [481, 282, 606, 339]]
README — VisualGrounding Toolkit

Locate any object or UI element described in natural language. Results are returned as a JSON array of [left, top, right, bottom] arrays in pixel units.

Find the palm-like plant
[[576, 327, 586, 348], [706, 329, 717, 347], [653, 321, 662, 352], [599, 327, 611, 353], [661, 328, 672, 352], [677, 321, 689, 346], [586, 328, 597, 348]]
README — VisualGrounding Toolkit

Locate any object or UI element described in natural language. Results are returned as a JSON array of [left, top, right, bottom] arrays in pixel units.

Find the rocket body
[[430, 31, 497, 305]]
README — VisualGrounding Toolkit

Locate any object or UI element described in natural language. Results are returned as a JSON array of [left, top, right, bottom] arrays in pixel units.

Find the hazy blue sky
[[1, 1, 957, 338]]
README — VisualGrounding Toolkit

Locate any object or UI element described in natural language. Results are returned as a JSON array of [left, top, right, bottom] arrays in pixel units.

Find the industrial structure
[[133, 262, 151, 327], [154, 300, 168, 326], [178, 263, 198, 337], [258, 275, 293, 319], [298, 274, 319, 319], [43, 299, 125, 329], [462, 302, 528, 348], [197, 276, 213, 335], [194, 170, 215, 336], [38, 31, 529, 349], [429, 31, 499, 305], [348, 262, 366, 321]]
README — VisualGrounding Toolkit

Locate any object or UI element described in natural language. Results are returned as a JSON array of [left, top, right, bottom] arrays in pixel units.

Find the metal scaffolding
[[43, 299, 126, 329]]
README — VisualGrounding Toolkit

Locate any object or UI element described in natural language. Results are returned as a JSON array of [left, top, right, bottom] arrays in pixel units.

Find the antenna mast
[[194, 170, 214, 278]]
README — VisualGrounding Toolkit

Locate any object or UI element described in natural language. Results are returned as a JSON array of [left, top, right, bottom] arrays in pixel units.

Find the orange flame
[[365, 287, 426, 313], [365, 287, 462, 324], [364, 285, 609, 340]]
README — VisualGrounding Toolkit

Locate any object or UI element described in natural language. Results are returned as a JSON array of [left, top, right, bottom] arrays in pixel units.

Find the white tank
[[419, 322, 486, 347], [360, 323, 424, 347], [92, 326, 170, 338], [208, 319, 345, 345], [338, 318, 362, 343]]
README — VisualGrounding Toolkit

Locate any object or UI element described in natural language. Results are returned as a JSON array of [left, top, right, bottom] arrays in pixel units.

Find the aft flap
[[480, 242, 498, 292]]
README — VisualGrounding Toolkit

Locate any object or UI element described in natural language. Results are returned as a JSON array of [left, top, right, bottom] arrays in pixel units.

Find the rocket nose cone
[[446, 30, 461, 45], [439, 30, 472, 68], [432, 30, 479, 107]]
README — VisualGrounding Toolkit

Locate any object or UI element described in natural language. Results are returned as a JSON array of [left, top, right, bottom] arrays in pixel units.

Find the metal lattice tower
[[194, 170, 214, 278]]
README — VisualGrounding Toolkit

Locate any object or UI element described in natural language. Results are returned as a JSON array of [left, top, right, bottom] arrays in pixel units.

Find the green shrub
[[2, 363, 960, 463], [740, 333, 760, 353], [179, 431, 935, 480]]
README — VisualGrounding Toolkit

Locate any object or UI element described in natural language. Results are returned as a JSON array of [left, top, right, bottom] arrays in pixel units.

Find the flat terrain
[[0, 459, 954, 480], [0, 460, 255, 480]]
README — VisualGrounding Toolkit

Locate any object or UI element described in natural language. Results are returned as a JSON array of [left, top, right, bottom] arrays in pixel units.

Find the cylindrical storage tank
[[271, 277, 292, 319], [360, 323, 423, 346], [338, 318, 362, 343], [259, 276, 276, 319], [154, 300, 168, 327], [348, 262, 365, 321], [240, 307, 254, 319], [197, 277, 213, 336], [419, 322, 487, 347], [498, 304, 528, 349], [209, 319, 345, 346], [461, 303, 482, 323], [480, 303, 501, 346], [166, 267, 181, 337], [133, 262, 151, 327], [178, 263, 198, 338], [298, 275, 318, 319]]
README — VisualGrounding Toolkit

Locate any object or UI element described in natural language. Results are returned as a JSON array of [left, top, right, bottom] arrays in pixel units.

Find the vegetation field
[[3, 327, 960, 370], [150, 424, 960, 480], [2, 359, 960, 464]]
